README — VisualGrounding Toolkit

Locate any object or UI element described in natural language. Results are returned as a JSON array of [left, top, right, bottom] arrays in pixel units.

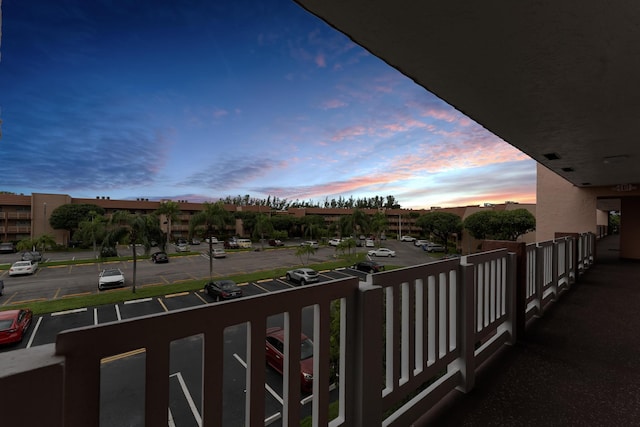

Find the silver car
[[286, 268, 319, 286]]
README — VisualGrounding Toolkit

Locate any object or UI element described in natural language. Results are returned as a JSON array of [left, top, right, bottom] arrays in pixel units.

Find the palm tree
[[253, 214, 274, 250], [103, 211, 161, 293], [155, 200, 181, 247], [370, 211, 388, 244], [189, 201, 232, 279], [76, 210, 107, 258]]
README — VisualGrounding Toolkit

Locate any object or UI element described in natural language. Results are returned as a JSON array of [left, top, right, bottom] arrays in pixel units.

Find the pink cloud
[[320, 99, 347, 110], [315, 53, 326, 68]]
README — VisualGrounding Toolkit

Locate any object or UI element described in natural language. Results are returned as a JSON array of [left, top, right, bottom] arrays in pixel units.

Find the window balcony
[[1, 232, 614, 427]]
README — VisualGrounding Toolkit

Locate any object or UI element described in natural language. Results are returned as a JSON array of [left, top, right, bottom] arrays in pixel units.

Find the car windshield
[[103, 270, 121, 276], [0, 319, 14, 330], [14, 261, 30, 267], [218, 281, 236, 290], [300, 338, 314, 360]]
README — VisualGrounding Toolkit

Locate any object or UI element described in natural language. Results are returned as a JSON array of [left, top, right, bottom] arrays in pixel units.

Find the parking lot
[[0, 239, 436, 426]]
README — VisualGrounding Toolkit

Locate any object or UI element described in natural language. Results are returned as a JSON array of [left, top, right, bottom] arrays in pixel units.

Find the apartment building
[[0, 192, 540, 252]]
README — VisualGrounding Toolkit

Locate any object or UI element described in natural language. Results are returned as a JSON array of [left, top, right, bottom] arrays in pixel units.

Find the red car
[[265, 327, 314, 393], [0, 309, 33, 345]]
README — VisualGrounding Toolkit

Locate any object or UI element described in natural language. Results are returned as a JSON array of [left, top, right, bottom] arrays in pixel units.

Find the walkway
[[419, 235, 640, 426]]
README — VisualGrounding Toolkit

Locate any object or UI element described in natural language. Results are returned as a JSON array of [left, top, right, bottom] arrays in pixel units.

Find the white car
[[175, 242, 191, 252], [205, 237, 219, 244], [328, 238, 342, 246], [300, 241, 319, 249], [400, 235, 416, 242], [286, 268, 319, 285], [365, 239, 375, 247], [98, 268, 126, 290], [9, 260, 38, 276], [368, 247, 396, 257], [212, 248, 226, 258], [414, 239, 430, 247]]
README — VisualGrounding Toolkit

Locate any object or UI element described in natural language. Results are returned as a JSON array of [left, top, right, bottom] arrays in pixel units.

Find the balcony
[[4, 232, 628, 427]]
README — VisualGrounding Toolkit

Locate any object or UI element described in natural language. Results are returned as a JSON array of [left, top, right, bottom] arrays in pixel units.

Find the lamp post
[[43, 202, 47, 234]]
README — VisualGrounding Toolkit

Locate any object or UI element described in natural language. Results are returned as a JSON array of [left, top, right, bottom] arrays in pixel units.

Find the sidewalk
[[420, 234, 640, 426]]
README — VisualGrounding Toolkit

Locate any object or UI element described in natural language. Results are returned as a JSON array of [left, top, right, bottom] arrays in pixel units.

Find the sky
[[0, 0, 536, 209]]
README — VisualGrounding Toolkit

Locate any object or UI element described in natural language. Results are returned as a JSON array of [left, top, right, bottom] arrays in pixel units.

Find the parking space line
[[1, 291, 17, 306], [157, 298, 169, 312], [51, 308, 87, 316], [233, 353, 283, 405], [101, 348, 146, 364], [62, 291, 92, 298], [93, 308, 98, 325], [170, 372, 202, 427], [165, 292, 189, 298], [194, 292, 208, 304], [11, 297, 47, 305], [251, 282, 271, 293], [52, 288, 61, 299], [26, 316, 42, 348], [124, 298, 153, 304], [115, 304, 122, 321]]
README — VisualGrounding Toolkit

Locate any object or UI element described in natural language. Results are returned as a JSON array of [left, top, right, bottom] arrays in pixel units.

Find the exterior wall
[[536, 164, 598, 242], [537, 164, 640, 260], [32, 193, 72, 244]]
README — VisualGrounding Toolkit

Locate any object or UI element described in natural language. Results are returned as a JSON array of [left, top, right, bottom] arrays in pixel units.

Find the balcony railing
[[0, 233, 595, 427]]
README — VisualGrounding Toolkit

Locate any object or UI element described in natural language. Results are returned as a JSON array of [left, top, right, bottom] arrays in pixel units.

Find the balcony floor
[[420, 234, 640, 426]]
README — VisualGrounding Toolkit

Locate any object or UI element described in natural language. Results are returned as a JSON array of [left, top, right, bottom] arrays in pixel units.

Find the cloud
[[320, 99, 347, 110], [315, 53, 327, 68]]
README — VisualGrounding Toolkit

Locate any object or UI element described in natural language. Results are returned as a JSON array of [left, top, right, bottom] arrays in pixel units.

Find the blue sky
[[0, 0, 535, 209]]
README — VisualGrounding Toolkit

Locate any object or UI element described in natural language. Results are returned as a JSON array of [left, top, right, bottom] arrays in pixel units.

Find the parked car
[[423, 243, 445, 252], [328, 238, 342, 246], [352, 260, 385, 273], [98, 268, 126, 290], [400, 235, 416, 242], [368, 247, 396, 257], [205, 237, 219, 244], [414, 239, 430, 247], [0, 280, 4, 296], [265, 327, 314, 393], [442, 253, 462, 259], [204, 279, 243, 301], [151, 251, 169, 263], [21, 251, 43, 262], [0, 242, 16, 254], [300, 241, 319, 249], [286, 268, 319, 286], [212, 248, 226, 258], [9, 260, 38, 276], [190, 238, 201, 245], [365, 239, 375, 247], [0, 309, 33, 345], [100, 246, 118, 258], [224, 239, 239, 249], [269, 239, 284, 247], [175, 242, 190, 252]]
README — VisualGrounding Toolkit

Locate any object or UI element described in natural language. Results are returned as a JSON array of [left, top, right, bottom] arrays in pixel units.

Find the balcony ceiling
[[296, 1, 640, 189]]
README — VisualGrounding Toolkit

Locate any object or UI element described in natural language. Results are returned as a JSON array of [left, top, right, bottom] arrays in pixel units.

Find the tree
[[494, 209, 536, 241], [463, 209, 535, 241], [49, 204, 105, 237], [369, 211, 388, 243], [253, 214, 274, 249], [415, 212, 462, 253], [74, 211, 107, 257], [463, 211, 499, 240], [155, 201, 181, 244], [295, 244, 317, 265], [103, 211, 161, 293], [189, 202, 233, 279]]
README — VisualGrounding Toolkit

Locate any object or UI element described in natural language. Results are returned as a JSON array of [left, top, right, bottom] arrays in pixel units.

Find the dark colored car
[[0, 242, 16, 254], [265, 327, 314, 393], [224, 239, 239, 249], [204, 279, 243, 301], [151, 251, 169, 263], [268, 239, 284, 247], [0, 280, 4, 296], [0, 309, 33, 345], [352, 260, 385, 273], [100, 246, 118, 258], [21, 251, 43, 262]]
